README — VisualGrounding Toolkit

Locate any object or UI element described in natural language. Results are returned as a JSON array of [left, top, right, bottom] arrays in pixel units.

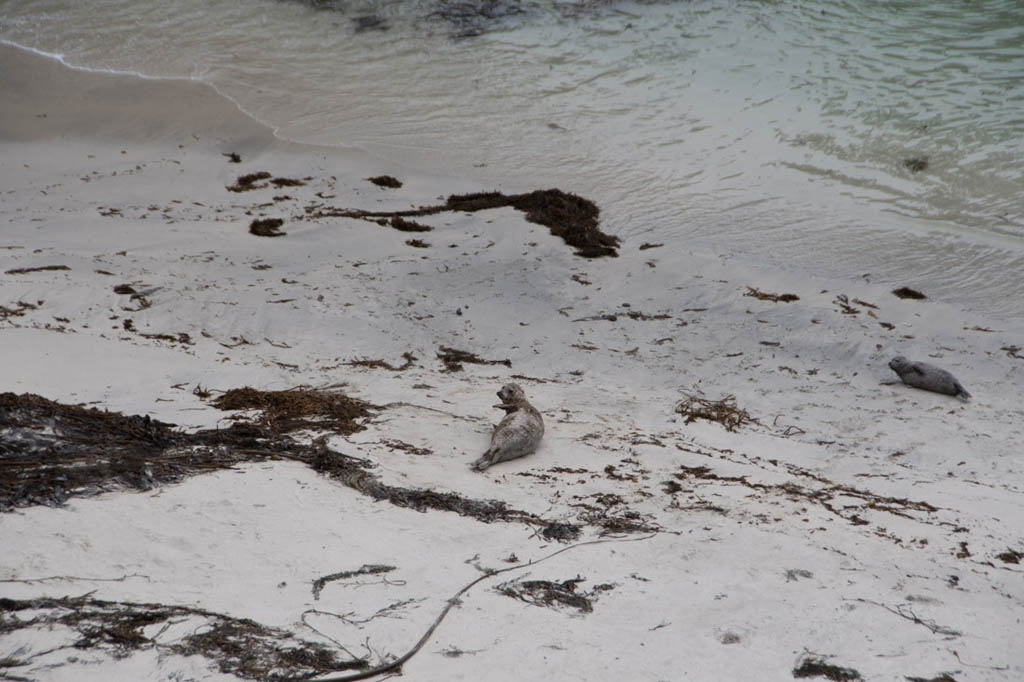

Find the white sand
[[1, 43, 1022, 681]]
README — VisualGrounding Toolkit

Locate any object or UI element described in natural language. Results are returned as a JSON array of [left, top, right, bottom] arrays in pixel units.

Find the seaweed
[[308, 188, 618, 258], [0, 393, 553, 529], [211, 386, 374, 435], [270, 177, 306, 187], [5, 265, 70, 275], [436, 346, 512, 372], [227, 172, 272, 192], [405, 238, 431, 248], [745, 286, 799, 302], [996, 548, 1022, 564], [223, 152, 242, 163], [675, 394, 757, 432], [0, 300, 38, 319], [497, 575, 603, 613], [793, 655, 862, 681], [892, 286, 926, 300], [391, 217, 433, 232], [540, 521, 581, 542], [367, 175, 403, 188], [250, 218, 287, 237], [446, 190, 617, 258], [312, 564, 396, 600], [345, 352, 417, 371], [0, 595, 365, 680]]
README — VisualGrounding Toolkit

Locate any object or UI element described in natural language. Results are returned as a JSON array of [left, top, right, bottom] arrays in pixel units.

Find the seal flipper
[[471, 448, 496, 472]]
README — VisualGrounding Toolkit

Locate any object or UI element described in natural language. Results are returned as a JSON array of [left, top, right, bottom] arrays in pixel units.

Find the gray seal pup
[[471, 383, 544, 472], [888, 356, 971, 401]]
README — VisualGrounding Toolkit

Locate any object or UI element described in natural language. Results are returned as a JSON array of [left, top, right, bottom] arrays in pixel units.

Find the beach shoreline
[[2, 43, 1022, 681]]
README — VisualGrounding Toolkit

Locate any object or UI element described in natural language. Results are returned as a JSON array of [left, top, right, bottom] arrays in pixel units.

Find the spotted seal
[[471, 383, 544, 471], [888, 356, 971, 401]]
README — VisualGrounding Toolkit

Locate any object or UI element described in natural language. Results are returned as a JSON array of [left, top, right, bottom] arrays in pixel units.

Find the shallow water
[[2, 0, 1023, 315]]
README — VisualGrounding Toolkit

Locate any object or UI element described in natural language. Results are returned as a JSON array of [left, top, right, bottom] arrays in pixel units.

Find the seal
[[888, 356, 971, 401], [471, 383, 544, 472]]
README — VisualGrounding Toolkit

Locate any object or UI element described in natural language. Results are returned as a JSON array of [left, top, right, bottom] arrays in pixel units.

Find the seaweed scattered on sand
[[367, 175, 403, 188], [437, 346, 512, 372], [675, 394, 757, 432], [0, 595, 366, 680], [996, 548, 1022, 564], [0, 300, 38, 319], [406, 238, 431, 248], [223, 152, 242, 163], [0, 392, 547, 527], [0, 392, 193, 510], [540, 521, 581, 542], [497, 576, 612, 613], [306, 188, 619, 258], [793, 655, 862, 680], [270, 177, 306, 187], [446, 190, 617, 258], [250, 218, 287, 237], [5, 265, 70, 275], [905, 675, 958, 682], [211, 386, 374, 435], [345, 352, 417, 371], [227, 172, 272, 192], [390, 217, 433, 232], [892, 286, 926, 300], [312, 564, 396, 600], [745, 286, 799, 303]]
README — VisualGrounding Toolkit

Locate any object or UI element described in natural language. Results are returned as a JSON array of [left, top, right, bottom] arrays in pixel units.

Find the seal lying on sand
[[889, 356, 971, 401], [471, 383, 544, 472]]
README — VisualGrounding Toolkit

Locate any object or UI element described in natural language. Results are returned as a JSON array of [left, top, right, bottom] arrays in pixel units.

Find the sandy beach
[[2, 43, 1023, 681]]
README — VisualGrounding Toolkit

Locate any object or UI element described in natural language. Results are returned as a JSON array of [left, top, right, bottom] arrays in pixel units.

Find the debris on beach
[[792, 654, 862, 680], [389, 216, 433, 232], [0, 595, 367, 680], [222, 152, 241, 163], [307, 188, 620, 257], [210, 386, 374, 435], [436, 345, 511, 372], [345, 352, 417, 371], [312, 564, 397, 600], [745, 286, 799, 303], [892, 286, 927, 300], [497, 575, 612, 613], [367, 175, 403, 188], [249, 218, 287, 237], [0, 392, 551, 527], [226, 171, 271, 192], [675, 394, 757, 432], [5, 264, 70, 275], [270, 176, 306, 187]]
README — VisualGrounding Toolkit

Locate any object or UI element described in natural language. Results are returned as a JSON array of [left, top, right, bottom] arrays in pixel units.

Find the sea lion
[[888, 356, 971, 401], [471, 383, 544, 472]]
